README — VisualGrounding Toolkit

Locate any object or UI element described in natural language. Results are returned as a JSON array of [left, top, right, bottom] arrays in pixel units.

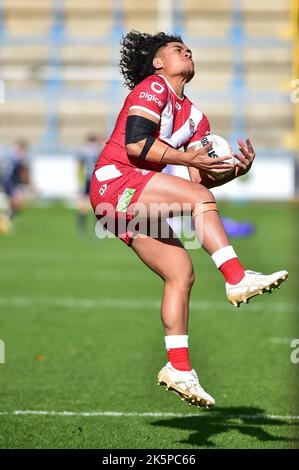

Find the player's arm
[[187, 157, 236, 188], [186, 156, 230, 188], [187, 147, 236, 188], [233, 138, 256, 176], [125, 109, 191, 166], [125, 109, 233, 172], [187, 138, 256, 188], [185, 112, 232, 185]]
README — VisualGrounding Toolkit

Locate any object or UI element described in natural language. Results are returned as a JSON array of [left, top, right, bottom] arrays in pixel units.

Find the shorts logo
[[116, 188, 136, 213], [139, 91, 163, 108], [99, 184, 108, 196], [151, 82, 165, 94]]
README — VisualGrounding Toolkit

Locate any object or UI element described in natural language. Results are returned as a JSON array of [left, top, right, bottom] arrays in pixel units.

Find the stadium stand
[[124, 1, 160, 33], [0, 0, 296, 161], [0, 101, 46, 144], [63, 0, 113, 38], [3, 0, 52, 37], [0, 45, 49, 91], [58, 100, 109, 145], [290, 0, 299, 160], [190, 46, 233, 91], [242, 0, 290, 37], [60, 44, 110, 89], [244, 47, 291, 91], [183, 0, 231, 39]]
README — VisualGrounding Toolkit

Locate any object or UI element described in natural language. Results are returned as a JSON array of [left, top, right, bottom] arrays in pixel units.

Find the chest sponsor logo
[[189, 118, 195, 135], [150, 82, 165, 94], [139, 91, 163, 108]]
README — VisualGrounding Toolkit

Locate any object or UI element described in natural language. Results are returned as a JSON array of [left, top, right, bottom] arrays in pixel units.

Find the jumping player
[[89, 32, 288, 408]]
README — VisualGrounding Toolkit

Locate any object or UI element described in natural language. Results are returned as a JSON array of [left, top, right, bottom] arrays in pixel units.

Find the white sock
[[165, 335, 189, 350], [211, 246, 238, 269]]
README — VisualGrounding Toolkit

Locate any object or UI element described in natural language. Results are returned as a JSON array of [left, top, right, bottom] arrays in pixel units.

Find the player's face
[[154, 42, 194, 82]]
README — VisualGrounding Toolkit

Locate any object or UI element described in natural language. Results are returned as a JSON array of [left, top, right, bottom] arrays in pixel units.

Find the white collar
[[157, 74, 185, 101]]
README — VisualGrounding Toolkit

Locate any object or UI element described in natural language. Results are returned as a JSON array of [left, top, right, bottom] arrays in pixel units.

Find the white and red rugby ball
[[197, 134, 236, 179]]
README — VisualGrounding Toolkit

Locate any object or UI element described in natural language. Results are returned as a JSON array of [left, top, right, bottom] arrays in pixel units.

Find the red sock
[[167, 347, 191, 371], [219, 257, 245, 284]]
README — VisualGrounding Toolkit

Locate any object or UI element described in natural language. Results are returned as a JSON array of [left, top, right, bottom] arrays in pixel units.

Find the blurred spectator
[[77, 134, 104, 235], [0, 139, 31, 220]]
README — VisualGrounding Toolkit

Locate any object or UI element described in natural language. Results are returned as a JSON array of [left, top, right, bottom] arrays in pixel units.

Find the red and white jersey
[[96, 74, 210, 172]]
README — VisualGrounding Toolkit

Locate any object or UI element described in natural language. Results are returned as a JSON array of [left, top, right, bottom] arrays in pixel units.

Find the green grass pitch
[[0, 201, 298, 449]]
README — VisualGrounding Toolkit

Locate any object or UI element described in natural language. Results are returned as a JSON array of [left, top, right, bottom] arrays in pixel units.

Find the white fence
[[30, 155, 295, 201]]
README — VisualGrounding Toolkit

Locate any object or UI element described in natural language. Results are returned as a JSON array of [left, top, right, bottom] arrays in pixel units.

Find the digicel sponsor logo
[[139, 91, 163, 107]]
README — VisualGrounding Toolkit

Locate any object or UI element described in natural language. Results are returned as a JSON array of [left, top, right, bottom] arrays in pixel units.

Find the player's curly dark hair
[[120, 30, 183, 90]]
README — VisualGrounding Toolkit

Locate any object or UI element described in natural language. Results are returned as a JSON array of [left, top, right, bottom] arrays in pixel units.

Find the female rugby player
[[90, 31, 288, 408]]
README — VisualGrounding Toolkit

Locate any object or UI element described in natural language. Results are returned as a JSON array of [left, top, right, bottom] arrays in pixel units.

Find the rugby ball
[[197, 134, 236, 179]]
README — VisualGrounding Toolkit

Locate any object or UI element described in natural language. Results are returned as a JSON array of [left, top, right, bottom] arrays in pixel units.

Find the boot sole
[[157, 373, 214, 409], [227, 273, 288, 308]]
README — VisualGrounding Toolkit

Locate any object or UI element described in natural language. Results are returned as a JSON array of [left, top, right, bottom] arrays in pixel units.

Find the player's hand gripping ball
[[198, 134, 237, 179]]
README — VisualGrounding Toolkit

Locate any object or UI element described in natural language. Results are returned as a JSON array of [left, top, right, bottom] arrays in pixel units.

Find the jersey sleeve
[[128, 76, 169, 120], [186, 114, 210, 149]]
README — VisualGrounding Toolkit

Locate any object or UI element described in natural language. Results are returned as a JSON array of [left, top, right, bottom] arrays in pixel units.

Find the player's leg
[[132, 223, 194, 336], [131, 222, 215, 408], [134, 172, 229, 255], [134, 172, 288, 307]]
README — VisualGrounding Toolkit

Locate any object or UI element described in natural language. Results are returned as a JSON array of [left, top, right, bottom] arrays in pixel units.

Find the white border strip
[[0, 297, 295, 312], [0, 410, 298, 420]]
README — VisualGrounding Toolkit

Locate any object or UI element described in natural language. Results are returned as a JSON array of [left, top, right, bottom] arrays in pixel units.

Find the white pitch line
[[0, 297, 296, 312], [0, 410, 298, 420], [270, 337, 294, 344]]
